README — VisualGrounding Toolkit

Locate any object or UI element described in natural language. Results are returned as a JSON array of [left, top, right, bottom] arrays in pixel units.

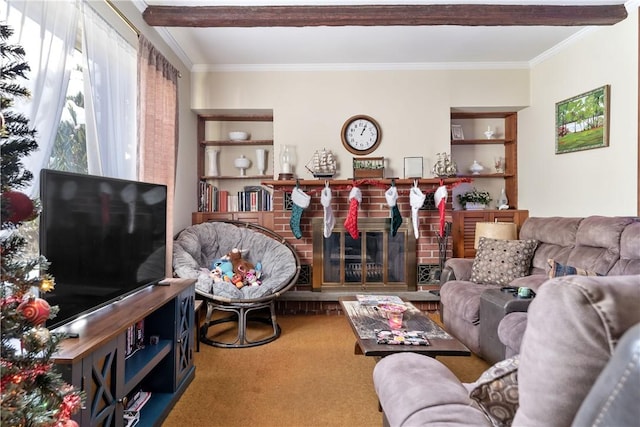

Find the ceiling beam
[[142, 4, 628, 28]]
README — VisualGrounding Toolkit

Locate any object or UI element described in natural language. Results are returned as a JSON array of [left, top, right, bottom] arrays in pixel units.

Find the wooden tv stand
[[53, 279, 196, 427]]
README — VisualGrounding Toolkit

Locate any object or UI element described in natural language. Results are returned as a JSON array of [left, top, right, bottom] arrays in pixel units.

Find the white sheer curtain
[[82, 2, 136, 180], [2, 0, 79, 197]]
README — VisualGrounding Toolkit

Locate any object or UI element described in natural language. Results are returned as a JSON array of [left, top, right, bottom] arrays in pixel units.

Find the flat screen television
[[39, 169, 167, 330]]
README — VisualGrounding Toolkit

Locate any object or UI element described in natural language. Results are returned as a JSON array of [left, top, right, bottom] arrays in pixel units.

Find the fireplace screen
[[312, 218, 416, 291]]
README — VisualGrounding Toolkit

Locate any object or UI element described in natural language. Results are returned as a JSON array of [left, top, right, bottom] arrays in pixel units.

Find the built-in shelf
[[200, 140, 274, 146]]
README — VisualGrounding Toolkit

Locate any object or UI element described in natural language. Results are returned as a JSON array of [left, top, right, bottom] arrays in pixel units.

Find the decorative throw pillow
[[547, 259, 601, 278], [469, 355, 520, 427], [470, 238, 538, 286]]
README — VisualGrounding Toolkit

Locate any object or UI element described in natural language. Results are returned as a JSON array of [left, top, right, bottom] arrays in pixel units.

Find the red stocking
[[343, 186, 362, 239], [434, 185, 448, 237]]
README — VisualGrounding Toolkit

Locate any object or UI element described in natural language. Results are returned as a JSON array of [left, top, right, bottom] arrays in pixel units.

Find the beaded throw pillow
[[547, 259, 601, 278], [469, 355, 520, 427], [470, 238, 538, 286]]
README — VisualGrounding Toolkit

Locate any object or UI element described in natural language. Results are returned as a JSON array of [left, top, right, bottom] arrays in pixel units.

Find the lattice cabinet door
[[80, 336, 124, 427], [175, 287, 195, 386]]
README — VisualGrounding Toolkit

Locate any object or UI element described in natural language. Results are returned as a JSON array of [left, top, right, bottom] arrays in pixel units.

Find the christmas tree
[[1, 24, 83, 426]]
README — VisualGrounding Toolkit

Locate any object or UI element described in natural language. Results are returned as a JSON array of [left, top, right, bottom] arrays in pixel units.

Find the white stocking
[[320, 186, 336, 238], [410, 185, 426, 239]]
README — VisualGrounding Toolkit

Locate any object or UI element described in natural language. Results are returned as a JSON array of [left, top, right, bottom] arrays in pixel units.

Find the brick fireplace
[[311, 217, 416, 292], [266, 180, 454, 295]]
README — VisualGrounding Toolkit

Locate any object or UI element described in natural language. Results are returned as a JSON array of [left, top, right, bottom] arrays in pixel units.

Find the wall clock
[[341, 115, 382, 155]]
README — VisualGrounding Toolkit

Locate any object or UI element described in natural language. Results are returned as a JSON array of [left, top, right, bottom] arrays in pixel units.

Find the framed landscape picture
[[555, 85, 610, 154]]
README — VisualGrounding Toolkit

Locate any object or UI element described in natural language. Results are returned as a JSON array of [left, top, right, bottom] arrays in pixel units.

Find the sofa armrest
[[441, 258, 474, 283], [503, 297, 534, 314], [572, 323, 640, 427], [373, 353, 490, 427]]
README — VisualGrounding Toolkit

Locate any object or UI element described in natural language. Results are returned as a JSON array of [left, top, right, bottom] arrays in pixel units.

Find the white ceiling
[[136, 0, 632, 71]]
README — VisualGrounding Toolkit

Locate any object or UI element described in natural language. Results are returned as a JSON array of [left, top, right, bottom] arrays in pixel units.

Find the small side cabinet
[[452, 209, 529, 258]]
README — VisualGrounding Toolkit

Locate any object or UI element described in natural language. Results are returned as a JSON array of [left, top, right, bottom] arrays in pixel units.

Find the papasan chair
[[173, 220, 300, 348]]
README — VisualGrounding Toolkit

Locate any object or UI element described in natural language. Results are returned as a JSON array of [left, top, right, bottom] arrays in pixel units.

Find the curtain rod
[[103, 0, 182, 78], [105, 0, 139, 36]]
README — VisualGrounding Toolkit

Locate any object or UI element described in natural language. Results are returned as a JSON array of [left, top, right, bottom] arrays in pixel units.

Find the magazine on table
[[356, 294, 405, 306], [375, 329, 430, 346]]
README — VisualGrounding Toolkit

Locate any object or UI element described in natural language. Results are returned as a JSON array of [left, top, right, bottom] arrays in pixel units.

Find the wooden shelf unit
[[450, 111, 518, 208], [196, 112, 274, 227], [53, 279, 196, 427]]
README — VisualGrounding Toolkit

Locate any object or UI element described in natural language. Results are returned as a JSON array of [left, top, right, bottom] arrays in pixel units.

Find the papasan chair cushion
[[173, 221, 298, 302]]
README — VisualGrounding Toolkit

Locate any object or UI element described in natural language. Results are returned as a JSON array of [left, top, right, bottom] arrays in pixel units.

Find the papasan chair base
[[173, 220, 300, 349], [200, 299, 281, 348]]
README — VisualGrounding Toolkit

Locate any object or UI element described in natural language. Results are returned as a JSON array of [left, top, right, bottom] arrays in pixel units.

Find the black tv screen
[[39, 169, 167, 329]]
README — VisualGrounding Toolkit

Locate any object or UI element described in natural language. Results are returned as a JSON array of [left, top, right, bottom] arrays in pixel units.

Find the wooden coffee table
[[339, 296, 470, 358]]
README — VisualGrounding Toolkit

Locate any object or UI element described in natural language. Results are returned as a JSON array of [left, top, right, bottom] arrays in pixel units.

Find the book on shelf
[[198, 183, 272, 213], [126, 390, 152, 412], [123, 410, 140, 427], [356, 295, 405, 306], [125, 320, 144, 359]]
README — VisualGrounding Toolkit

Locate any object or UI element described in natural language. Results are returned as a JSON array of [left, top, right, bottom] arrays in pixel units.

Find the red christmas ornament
[[3, 190, 35, 223], [17, 297, 51, 326], [58, 419, 79, 427]]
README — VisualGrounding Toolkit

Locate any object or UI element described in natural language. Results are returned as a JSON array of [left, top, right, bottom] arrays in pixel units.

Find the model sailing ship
[[305, 148, 337, 178], [432, 152, 458, 177]]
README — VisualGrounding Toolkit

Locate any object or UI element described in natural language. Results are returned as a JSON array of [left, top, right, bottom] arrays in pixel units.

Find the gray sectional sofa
[[439, 215, 640, 362]]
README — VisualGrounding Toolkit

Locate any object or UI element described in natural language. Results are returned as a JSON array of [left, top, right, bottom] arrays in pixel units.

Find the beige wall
[[519, 7, 638, 217], [192, 68, 528, 187]]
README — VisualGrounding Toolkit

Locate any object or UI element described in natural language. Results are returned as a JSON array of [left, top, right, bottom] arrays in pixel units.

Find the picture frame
[[404, 157, 423, 178], [451, 124, 464, 140], [555, 85, 610, 154]]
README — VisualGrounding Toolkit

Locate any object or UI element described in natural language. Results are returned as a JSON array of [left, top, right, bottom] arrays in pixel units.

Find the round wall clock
[[341, 115, 382, 155]]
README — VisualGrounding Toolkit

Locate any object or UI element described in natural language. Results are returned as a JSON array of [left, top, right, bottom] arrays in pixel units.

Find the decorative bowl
[[229, 131, 250, 141], [378, 303, 407, 319]]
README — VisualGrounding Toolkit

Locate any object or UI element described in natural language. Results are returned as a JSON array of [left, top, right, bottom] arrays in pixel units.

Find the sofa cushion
[[470, 238, 538, 286], [519, 217, 582, 271], [469, 355, 520, 427], [609, 221, 640, 275], [547, 259, 600, 278], [565, 216, 635, 275], [513, 275, 640, 427], [441, 280, 494, 325]]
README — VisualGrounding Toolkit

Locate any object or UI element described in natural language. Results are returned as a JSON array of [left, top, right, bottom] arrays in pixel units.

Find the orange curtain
[[138, 35, 179, 277]]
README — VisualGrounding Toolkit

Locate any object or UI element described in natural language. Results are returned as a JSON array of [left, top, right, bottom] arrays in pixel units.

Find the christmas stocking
[[289, 187, 311, 239], [385, 185, 403, 237], [410, 185, 426, 239], [320, 185, 336, 238], [343, 186, 362, 239], [434, 185, 448, 237]]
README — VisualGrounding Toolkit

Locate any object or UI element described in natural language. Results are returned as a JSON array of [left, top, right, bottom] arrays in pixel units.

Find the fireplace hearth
[[312, 217, 416, 292]]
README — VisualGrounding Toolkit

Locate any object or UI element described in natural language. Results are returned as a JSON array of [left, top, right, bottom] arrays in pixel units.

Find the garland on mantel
[[279, 177, 472, 239], [272, 177, 472, 196]]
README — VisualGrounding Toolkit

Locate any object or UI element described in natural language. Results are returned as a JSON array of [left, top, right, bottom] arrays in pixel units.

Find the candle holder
[[278, 145, 296, 180]]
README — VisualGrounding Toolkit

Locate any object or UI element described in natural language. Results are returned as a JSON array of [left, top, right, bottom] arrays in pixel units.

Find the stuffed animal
[[211, 258, 234, 282], [226, 248, 255, 278], [244, 270, 261, 286]]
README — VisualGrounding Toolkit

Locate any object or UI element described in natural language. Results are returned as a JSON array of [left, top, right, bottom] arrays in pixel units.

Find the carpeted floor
[[162, 313, 489, 427]]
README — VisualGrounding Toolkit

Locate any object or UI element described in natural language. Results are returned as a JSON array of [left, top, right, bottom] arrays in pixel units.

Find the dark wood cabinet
[[54, 279, 196, 426], [452, 209, 529, 258]]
